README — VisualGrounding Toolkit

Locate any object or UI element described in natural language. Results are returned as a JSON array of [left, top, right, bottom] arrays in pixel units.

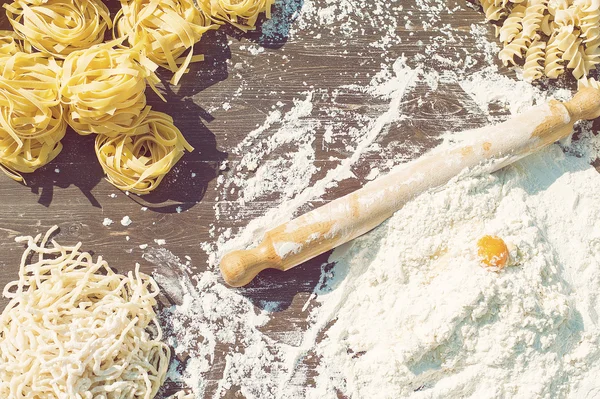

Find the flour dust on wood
[[152, 0, 600, 398]]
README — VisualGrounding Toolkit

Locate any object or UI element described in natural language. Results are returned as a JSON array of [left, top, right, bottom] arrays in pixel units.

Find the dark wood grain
[[0, 0, 586, 397]]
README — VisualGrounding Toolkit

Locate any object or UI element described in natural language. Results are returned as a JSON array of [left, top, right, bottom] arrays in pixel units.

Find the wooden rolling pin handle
[[220, 241, 280, 287], [220, 88, 600, 287], [564, 87, 600, 120]]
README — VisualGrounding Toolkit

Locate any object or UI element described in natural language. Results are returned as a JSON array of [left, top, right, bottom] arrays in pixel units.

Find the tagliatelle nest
[[196, 0, 275, 32], [95, 110, 194, 195], [0, 52, 65, 181], [0, 32, 21, 58], [4, 0, 112, 59], [60, 40, 162, 137], [115, 0, 218, 85], [0, 0, 273, 194]]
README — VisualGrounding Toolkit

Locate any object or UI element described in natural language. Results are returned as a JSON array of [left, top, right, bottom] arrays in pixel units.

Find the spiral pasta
[[522, 1, 546, 38], [60, 40, 161, 137], [0, 51, 65, 181], [477, 0, 600, 83], [95, 110, 193, 195], [115, 0, 217, 85], [578, 0, 600, 64], [498, 5, 526, 43], [523, 37, 546, 80], [4, 0, 112, 59], [545, 34, 566, 78], [578, 76, 600, 89], [196, 0, 275, 32], [499, 34, 531, 65], [480, 0, 509, 21]]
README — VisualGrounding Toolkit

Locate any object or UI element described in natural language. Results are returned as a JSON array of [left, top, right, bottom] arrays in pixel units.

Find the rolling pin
[[220, 88, 600, 287]]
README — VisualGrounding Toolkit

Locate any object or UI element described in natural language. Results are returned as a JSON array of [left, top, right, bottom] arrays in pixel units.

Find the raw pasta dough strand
[[60, 40, 161, 136], [95, 110, 194, 195], [196, 0, 275, 32], [4, 0, 112, 59], [0, 51, 65, 182], [0, 226, 171, 399], [115, 0, 218, 85]]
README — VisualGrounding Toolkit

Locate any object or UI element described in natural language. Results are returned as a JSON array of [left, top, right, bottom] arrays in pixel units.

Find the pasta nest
[[0, 52, 66, 181], [196, 0, 275, 32], [95, 110, 194, 195], [0, 227, 170, 398], [115, 0, 218, 85], [4, 0, 112, 59], [60, 40, 161, 137], [0, 32, 21, 59]]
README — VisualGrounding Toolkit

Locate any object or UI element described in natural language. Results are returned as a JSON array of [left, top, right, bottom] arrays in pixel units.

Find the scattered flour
[[273, 241, 303, 258], [147, 248, 293, 399], [304, 146, 600, 398], [156, 0, 600, 398]]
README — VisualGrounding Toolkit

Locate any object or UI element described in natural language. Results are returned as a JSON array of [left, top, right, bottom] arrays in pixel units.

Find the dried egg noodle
[[115, 0, 217, 85], [0, 51, 65, 181], [196, 0, 275, 32], [0, 0, 273, 190], [4, 0, 112, 59], [95, 110, 194, 195], [0, 226, 171, 398], [60, 40, 162, 137], [0, 32, 21, 58]]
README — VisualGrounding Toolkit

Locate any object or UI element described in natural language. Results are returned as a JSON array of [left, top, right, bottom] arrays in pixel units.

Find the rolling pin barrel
[[220, 88, 600, 287]]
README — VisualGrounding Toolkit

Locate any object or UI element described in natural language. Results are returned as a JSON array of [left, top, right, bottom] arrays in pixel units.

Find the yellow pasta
[[477, 0, 600, 82], [523, 37, 546, 81], [60, 40, 162, 136], [95, 110, 194, 195], [0, 51, 65, 181], [115, 0, 218, 85], [578, 76, 600, 89], [4, 0, 112, 59], [0, 31, 21, 59], [0, 0, 274, 190], [0, 227, 171, 398], [196, 0, 275, 32]]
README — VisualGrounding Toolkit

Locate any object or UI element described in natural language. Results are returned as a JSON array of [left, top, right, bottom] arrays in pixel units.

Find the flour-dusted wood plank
[[0, 0, 526, 397]]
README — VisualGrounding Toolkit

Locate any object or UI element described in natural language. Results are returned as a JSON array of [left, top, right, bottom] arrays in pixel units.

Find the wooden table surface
[[0, 0, 593, 397]]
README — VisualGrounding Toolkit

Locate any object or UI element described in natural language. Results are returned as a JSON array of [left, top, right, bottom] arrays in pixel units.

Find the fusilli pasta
[[476, 0, 600, 84]]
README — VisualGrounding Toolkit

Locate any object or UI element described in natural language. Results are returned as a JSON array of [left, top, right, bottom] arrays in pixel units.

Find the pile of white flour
[[153, 0, 600, 397], [305, 145, 600, 398]]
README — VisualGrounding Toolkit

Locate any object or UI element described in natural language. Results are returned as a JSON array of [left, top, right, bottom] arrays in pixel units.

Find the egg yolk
[[477, 235, 508, 269]]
